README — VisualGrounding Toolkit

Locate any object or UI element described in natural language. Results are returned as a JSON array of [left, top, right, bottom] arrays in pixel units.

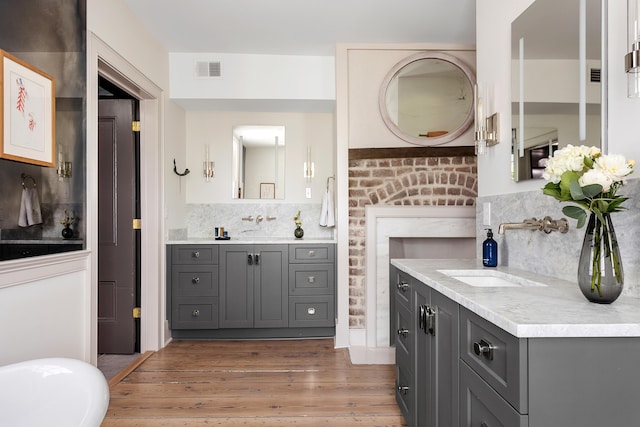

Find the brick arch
[[348, 154, 477, 327]]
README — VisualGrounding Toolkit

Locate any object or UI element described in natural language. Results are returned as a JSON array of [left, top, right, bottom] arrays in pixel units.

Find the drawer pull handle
[[192, 251, 200, 258], [307, 307, 316, 315], [308, 250, 316, 257], [396, 281, 409, 292], [307, 276, 315, 283], [192, 309, 200, 317], [192, 277, 200, 284], [397, 328, 409, 338], [397, 385, 409, 395], [473, 339, 495, 361]]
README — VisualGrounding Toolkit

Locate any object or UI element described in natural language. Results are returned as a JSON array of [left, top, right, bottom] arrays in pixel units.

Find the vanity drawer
[[395, 300, 414, 363], [394, 269, 413, 311], [395, 363, 414, 427], [171, 297, 218, 329], [289, 244, 334, 263], [288, 296, 334, 327], [171, 265, 218, 297], [460, 361, 528, 427], [460, 307, 528, 413], [289, 264, 334, 295], [171, 245, 218, 265]]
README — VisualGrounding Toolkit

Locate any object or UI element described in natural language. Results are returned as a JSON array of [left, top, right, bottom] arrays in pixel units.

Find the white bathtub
[[0, 357, 110, 426]]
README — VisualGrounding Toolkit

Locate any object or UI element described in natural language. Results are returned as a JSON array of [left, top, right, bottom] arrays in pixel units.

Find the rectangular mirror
[[511, 0, 606, 181], [232, 125, 285, 199]]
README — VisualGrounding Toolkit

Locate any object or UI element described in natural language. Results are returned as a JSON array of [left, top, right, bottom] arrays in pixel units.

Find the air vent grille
[[590, 68, 601, 83], [195, 61, 222, 78]]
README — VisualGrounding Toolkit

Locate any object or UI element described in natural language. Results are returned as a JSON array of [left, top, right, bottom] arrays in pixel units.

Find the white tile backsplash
[[183, 203, 335, 240]]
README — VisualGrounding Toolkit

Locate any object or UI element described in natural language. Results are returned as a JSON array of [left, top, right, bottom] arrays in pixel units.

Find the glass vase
[[577, 213, 624, 304]]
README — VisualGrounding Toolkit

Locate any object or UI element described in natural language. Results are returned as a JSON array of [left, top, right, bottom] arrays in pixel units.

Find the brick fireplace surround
[[348, 146, 478, 329]]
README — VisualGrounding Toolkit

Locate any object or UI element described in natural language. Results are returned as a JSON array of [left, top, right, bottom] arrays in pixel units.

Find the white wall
[[346, 46, 476, 148], [170, 53, 335, 104], [185, 111, 334, 205], [477, 0, 640, 196]]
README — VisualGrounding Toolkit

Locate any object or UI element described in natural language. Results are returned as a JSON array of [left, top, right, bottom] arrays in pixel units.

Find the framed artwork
[[0, 50, 56, 167], [260, 182, 275, 199]]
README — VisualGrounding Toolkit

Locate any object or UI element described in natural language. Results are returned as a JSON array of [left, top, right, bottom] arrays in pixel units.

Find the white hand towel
[[18, 187, 43, 227], [319, 187, 335, 228]]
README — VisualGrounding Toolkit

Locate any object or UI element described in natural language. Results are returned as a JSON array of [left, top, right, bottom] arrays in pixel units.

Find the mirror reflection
[[511, 0, 604, 181], [232, 125, 285, 199], [379, 52, 475, 146]]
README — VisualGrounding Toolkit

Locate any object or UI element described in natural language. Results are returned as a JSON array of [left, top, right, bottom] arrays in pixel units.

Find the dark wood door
[[98, 99, 137, 354]]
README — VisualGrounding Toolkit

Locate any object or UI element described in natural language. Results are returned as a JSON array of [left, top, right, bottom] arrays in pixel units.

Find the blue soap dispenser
[[482, 228, 497, 267]]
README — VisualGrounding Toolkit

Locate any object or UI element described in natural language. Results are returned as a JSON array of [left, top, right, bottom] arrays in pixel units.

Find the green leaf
[[581, 183, 603, 198], [559, 171, 579, 201], [583, 156, 594, 169], [563, 205, 586, 220], [569, 180, 586, 200]]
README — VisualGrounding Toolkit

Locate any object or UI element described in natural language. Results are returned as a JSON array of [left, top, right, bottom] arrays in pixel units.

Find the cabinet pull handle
[[192, 309, 200, 317], [473, 339, 495, 361], [307, 307, 316, 315], [397, 385, 409, 395], [307, 276, 315, 283], [255, 253, 260, 265], [397, 328, 409, 338], [192, 277, 200, 284], [426, 306, 436, 336], [192, 251, 200, 258], [397, 281, 409, 292], [248, 254, 253, 265], [481, 423, 489, 427], [308, 250, 316, 257]]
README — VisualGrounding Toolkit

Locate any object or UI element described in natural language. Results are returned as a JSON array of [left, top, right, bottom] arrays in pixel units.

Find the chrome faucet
[[498, 216, 569, 234]]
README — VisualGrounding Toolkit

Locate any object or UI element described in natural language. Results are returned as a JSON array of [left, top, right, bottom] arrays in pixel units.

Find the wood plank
[[102, 339, 406, 426]]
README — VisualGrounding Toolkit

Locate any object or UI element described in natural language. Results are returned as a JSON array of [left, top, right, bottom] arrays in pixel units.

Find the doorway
[[97, 76, 141, 355]]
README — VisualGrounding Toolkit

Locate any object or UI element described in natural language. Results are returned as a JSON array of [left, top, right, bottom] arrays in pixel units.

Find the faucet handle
[[242, 216, 254, 221], [256, 215, 264, 224], [542, 216, 569, 234]]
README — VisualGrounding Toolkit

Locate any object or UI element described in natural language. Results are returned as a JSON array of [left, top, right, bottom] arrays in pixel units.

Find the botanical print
[[10, 70, 46, 153]]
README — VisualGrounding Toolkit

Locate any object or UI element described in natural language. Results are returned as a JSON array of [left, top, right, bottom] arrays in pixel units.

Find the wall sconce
[[626, 0, 640, 97], [203, 145, 215, 182], [304, 146, 314, 181], [56, 151, 72, 180], [474, 84, 499, 155]]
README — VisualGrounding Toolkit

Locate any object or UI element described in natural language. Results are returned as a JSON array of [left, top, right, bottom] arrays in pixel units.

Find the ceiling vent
[[590, 68, 601, 83], [195, 61, 222, 78]]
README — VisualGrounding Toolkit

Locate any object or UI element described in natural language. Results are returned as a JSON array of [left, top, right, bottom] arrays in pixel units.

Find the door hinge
[[133, 218, 141, 230], [133, 307, 141, 319], [132, 121, 141, 132]]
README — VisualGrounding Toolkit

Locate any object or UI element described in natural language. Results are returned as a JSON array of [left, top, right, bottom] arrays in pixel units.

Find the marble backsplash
[[477, 178, 640, 297], [171, 203, 335, 241]]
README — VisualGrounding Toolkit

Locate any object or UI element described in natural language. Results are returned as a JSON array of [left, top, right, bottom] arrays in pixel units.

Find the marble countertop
[[391, 258, 640, 338], [167, 238, 336, 245]]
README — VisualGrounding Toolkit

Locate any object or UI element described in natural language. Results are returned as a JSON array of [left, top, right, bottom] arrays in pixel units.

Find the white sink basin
[[437, 269, 547, 288]]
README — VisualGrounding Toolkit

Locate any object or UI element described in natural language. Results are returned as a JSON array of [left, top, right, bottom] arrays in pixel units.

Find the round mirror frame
[[379, 51, 476, 146]]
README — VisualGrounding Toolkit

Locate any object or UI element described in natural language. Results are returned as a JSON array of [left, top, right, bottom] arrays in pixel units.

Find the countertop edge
[[391, 258, 640, 339]]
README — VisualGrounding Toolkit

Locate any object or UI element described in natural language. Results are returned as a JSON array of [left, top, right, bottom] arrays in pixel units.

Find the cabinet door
[[414, 285, 431, 427], [254, 244, 288, 328], [431, 289, 459, 427], [219, 245, 254, 328]]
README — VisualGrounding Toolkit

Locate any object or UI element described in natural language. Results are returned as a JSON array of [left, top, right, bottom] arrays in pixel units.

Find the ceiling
[[121, 0, 477, 56]]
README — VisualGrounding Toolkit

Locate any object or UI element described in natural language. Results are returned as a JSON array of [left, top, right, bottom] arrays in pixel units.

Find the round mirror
[[379, 52, 476, 146]]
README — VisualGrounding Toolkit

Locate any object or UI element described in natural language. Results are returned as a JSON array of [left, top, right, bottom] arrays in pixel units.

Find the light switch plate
[[482, 202, 491, 226]]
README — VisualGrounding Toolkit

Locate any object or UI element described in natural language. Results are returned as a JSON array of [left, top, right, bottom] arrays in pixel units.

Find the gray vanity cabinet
[[219, 244, 288, 329], [392, 266, 459, 427], [167, 245, 219, 330], [288, 244, 335, 328]]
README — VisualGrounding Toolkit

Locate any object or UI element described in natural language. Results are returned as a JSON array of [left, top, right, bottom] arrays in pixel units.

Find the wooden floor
[[102, 339, 407, 426]]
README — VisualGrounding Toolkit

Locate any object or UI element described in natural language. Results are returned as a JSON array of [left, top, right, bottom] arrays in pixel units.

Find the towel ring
[[21, 173, 36, 189], [326, 176, 335, 190]]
